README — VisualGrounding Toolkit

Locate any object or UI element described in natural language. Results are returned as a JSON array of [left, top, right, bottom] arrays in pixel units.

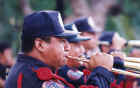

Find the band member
[[64, 24, 90, 58], [5, 11, 114, 88], [99, 31, 126, 69], [57, 24, 90, 87], [0, 42, 14, 88], [99, 31, 136, 88], [74, 17, 102, 58], [99, 31, 126, 53], [57, 24, 114, 88]]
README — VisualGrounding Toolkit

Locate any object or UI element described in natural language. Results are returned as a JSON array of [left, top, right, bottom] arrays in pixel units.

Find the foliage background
[[0, 0, 140, 54]]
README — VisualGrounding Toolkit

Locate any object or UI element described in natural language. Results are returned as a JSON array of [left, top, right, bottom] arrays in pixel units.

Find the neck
[[25, 50, 57, 70], [26, 51, 45, 63]]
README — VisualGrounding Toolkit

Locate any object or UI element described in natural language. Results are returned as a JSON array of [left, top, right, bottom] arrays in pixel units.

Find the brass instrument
[[98, 40, 140, 47], [125, 57, 140, 63], [66, 56, 140, 78]]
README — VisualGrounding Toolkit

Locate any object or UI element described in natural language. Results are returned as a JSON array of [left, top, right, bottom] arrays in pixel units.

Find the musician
[[57, 24, 114, 88], [99, 31, 134, 88], [5, 11, 114, 88], [57, 24, 90, 86], [74, 17, 102, 58], [99, 31, 126, 53], [64, 24, 90, 59], [73, 18, 126, 88], [73, 18, 124, 70], [5, 11, 78, 88], [0, 42, 14, 88], [99, 31, 127, 69]]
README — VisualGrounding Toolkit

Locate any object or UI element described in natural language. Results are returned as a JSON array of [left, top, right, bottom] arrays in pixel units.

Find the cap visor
[[55, 30, 80, 38], [67, 36, 91, 43]]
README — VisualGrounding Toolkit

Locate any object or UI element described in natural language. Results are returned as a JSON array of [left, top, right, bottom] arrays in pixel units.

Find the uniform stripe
[[17, 73, 23, 88]]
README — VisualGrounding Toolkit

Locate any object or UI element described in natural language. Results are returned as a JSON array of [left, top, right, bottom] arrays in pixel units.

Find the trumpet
[[98, 40, 140, 47], [66, 56, 140, 78], [125, 57, 140, 63]]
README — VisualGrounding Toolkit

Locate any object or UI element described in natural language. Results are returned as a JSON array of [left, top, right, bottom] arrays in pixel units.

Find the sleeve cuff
[[91, 66, 114, 82], [113, 57, 125, 69]]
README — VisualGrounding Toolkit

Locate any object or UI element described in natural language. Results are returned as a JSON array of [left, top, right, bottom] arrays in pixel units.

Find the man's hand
[[88, 52, 113, 71], [112, 33, 127, 50]]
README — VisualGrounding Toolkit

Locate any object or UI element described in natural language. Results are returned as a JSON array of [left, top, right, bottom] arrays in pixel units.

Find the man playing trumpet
[[99, 31, 138, 88], [5, 11, 114, 88]]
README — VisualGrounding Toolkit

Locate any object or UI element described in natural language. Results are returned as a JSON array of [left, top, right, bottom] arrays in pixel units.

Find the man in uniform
[[0, 42, 14, 88], [99, 31, 132, 88], [74, 17, 102, 58], [5, 11, 114, 88], [99, 31, 126, 53], [57, 24, 114, 88]]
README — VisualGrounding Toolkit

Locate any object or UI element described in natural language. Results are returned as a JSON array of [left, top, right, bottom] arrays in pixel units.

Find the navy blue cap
[[22, 11, 78, 40], [64, 24, 91, 43], [74, 17, 102, 33], [99, 32, 115, 44], [64, 24, 79, 33]]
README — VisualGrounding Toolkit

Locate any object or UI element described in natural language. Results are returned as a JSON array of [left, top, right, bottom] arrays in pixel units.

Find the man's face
[[80, 32, 98, 50], [41, 37, 70, 68], [0, 48, 13, 65], [101, 33, 126, 52], [68, 43, 85, 57], [100, 45, 111, 53]]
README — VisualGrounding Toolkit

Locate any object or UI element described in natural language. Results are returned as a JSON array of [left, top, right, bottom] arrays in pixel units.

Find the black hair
[[21, 36, 51, 53], [0, 42, 11, 53]]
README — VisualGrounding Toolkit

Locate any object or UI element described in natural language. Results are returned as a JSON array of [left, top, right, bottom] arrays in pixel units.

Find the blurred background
[[0, 0, 140, 54]]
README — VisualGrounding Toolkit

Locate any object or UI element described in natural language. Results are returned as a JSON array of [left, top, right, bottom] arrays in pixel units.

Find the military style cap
[[99, 32, 115, 44], [22, 10, 78, 40], [64, 24, 91, 43], [74, 17, 102, 33]]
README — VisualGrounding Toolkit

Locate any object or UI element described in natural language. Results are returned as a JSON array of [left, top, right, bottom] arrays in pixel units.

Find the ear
[[34, 38, 48, 52]]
